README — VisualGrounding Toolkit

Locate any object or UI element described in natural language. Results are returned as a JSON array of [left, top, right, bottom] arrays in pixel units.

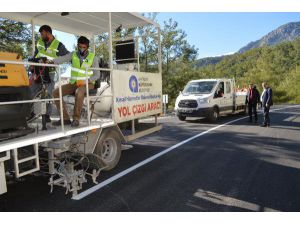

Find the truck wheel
[[178, 115, 186, 121], [94, 129, 121, 171], [208, 108, 219, 123]]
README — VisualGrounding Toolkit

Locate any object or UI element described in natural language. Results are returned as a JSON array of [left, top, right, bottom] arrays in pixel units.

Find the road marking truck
[[0, 12, 162, 197], [174, 79, 247, 122]]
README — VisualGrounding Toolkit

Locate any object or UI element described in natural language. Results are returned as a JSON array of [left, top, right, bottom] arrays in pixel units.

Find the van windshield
[[182, 81, 217, 94]]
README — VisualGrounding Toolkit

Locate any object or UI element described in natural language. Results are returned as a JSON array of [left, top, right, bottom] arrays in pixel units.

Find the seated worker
[[51, 36, 100, 127], [216, 82, 224, 97], [218, 88, 224, 97]]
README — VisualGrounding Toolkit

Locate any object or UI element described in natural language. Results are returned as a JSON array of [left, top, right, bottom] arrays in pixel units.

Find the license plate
[[179, 109, 193, 113]]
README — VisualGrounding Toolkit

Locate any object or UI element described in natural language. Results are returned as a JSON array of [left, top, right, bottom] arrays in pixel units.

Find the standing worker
[[30, 25, 69, 123], [260, 82, 273, 127], [245, 83, 260, 123], [51, 36, 100, 127]]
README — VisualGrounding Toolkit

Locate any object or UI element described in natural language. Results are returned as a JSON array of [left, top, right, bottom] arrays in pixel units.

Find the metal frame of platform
[[0, 120, 115, 153]]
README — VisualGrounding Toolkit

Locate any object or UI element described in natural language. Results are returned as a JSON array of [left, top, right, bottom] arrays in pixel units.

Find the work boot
[[71, 120, 80, 127], [45, 115, 51, 123], [52, 119, 71, 126]]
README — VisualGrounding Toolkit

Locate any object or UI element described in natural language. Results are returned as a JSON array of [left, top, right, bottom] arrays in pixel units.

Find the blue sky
[[156, 12, 300, 58], [53, 12, 300, 59]]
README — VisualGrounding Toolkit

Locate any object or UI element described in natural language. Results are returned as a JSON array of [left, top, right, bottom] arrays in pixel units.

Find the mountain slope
[[195, 21, 300, 68], [194, 55, 225, 67], [238, 21, 300, 53]]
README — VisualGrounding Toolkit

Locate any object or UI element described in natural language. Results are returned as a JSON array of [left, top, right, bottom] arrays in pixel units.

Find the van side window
[[225, 81, 231, 94], [215, 82, 224, 98]]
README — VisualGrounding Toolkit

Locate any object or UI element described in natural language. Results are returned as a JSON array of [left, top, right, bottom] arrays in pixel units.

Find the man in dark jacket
[[261, 82, 273, 127], [245, 83, 260, 123]]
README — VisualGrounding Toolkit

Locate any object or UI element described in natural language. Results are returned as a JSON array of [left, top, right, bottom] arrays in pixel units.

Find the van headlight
[[199, 98, 209, 104]]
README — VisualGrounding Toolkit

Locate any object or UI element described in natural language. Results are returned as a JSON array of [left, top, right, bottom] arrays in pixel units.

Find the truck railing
[[0, 59, 113, 132]]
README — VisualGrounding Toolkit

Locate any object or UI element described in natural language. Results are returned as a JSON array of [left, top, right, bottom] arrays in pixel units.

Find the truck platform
[[0, 118, 114, 153]]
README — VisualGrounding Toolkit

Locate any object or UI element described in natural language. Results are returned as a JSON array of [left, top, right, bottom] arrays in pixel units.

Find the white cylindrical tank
[[93, 83, 113, 117]]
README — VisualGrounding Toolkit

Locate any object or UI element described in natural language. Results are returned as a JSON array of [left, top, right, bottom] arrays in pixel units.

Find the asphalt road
[[1, 105, 300, 212]]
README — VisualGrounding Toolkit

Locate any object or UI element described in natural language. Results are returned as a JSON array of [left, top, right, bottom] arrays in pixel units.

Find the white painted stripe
[[73, 105, 300, 200]]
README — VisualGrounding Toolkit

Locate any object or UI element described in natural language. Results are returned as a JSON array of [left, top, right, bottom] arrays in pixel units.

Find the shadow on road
[[181, 107, 300, 211]]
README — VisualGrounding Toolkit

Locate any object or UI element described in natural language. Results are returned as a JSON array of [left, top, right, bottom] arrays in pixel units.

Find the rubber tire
[[94, 129, 121, 171], [178, 115, 186, 121], [208, 107, 219, 123]]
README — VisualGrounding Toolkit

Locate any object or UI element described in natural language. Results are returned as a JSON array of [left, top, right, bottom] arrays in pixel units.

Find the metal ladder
[[0, 151, 10, 194], [12, 143, 40, 178]]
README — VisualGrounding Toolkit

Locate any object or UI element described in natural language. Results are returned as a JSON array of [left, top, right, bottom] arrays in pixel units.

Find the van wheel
[[94, 129, 121, 171], [208, 108, 219, 122], [178, 115, 186, 121]]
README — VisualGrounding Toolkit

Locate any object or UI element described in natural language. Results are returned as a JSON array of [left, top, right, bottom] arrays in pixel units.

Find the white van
[[174, 79, 247, 122]]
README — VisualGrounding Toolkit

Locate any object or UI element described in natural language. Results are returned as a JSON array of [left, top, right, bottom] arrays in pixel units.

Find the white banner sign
[[112, 70, 162, 123]]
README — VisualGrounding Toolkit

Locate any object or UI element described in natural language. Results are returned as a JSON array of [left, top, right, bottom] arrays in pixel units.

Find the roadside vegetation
[[1, 14, 300, 107]]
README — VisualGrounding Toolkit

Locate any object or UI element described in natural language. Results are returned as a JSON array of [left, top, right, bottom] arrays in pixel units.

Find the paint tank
[[93, 83, 113, 117]]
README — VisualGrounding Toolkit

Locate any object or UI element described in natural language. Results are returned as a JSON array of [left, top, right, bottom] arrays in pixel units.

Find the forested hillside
[[165, 39, 300, 106]]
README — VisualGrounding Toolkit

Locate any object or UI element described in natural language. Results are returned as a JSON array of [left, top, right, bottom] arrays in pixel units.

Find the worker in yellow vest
[[30, 25, 69, 123], [52, 36, 100, 127]]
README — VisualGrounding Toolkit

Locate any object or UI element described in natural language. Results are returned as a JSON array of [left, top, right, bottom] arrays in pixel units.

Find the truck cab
[[175, 78, 246, 122]]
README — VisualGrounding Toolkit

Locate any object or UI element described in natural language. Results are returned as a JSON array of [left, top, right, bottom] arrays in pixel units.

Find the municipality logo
[[129, 75, 138, 93]]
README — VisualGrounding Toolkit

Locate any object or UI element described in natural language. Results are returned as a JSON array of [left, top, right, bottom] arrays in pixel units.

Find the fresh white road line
[[73, 105, 300, 200]]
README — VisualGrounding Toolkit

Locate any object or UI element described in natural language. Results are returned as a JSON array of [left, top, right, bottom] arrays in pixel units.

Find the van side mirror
[[179, 91, 182, 95], [214, 92, 218, 98]]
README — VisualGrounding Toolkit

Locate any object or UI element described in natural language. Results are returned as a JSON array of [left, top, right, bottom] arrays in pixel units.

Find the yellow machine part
[[0, 52, 29, 87]]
